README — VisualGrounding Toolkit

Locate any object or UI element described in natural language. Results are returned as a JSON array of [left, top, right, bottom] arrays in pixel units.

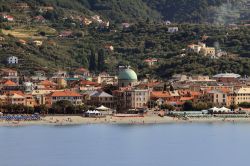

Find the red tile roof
[[3, 80, 17, 86], [79, 80, 98, 86], [39, 80, 57, 86], [138, 82, 160, 88], [75, 68, 90, 74], [144, 58, 158, 63], [151, 91, 170, 98], [51, 91, 82, 97], [180, 97, 194, 101], [178, 90, 201, 97], [4, 91, 24, 96], [1, 68, 17, 73]]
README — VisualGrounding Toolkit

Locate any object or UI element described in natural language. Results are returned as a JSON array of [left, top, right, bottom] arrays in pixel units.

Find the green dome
[[118, 69, 138, 80]]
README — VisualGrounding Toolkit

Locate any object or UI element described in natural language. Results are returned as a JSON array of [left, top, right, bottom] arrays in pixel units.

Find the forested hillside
[[144, 0, 250, 24], [2, 0, 250, 23], [1, 0, 250, 78]]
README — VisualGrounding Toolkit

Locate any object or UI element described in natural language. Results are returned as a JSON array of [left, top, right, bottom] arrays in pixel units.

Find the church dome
[[118, 68, 137, 80]]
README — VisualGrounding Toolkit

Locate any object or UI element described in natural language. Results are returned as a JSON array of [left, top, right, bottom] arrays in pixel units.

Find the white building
[[3, 15, 14, 21], [8, 56, 18, 64], [168, 27, 179, 33]]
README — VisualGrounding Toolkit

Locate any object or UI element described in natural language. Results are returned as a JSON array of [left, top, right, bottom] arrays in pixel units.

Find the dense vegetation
[[145, 0, 250, 24], [1, 0, 250, 78]]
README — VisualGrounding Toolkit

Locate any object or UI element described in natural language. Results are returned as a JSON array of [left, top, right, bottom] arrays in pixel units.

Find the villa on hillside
[[168, 27, 178, 33], [144, 58, 158, 67], [2, 14, 14, 21], [187, 42, 216, 57], [8, 56, 18, 64], [104, 44, 114, 51]]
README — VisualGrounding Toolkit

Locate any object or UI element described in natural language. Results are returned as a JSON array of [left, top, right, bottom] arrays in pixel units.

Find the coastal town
[[0, 64, 250, 125], [1, 1, 250, 125], [2, 2, 250, 166]]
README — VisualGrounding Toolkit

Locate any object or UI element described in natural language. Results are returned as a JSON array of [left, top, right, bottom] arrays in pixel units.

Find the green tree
[[160, 104, 175, 111], [34, 105, 49, 115], [183, 101, 193, 111], [88, 50, 96, 72], [97, 49, 106, 71], [193, 102, 208, 111], [239, 102, 250, 108], [52, 100, 74, 114]]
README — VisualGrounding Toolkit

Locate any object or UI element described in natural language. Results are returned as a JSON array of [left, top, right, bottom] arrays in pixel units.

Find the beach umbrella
[[219, 107, 230, 113], [96, 105, 109, 111], [209, 107, 219, 112], [92, 110, 99, 114]]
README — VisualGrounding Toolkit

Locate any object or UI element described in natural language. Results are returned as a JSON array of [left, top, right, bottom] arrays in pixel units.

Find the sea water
[[0, 123, 249, 166]]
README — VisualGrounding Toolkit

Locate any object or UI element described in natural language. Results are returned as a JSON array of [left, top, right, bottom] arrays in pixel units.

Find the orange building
[[50, 91, 83, 106]]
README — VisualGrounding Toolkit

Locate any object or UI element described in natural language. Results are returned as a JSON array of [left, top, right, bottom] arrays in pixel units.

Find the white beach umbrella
[[87, 110, 94, 114], [209, 107, 219, 112], [219, 107, 230, 113], [96, 105, 109, 111], [94, 110, 101, 114]]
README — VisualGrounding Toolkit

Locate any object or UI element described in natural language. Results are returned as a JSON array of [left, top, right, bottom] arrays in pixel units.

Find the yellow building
[[231, 87, 250, 105], [200, 47, 216, 56]]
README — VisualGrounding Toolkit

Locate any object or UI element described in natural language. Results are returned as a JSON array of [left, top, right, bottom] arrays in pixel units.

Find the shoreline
[[1, 115, 250, 127]]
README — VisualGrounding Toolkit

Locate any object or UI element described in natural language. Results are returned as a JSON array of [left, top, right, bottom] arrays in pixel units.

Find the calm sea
[[0, 123, 249, 166]]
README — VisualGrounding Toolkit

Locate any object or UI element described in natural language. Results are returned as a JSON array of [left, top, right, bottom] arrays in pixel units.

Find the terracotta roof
[[218, 87, 231, 93], [179, 90, 201, 96], [151, 91, 170, 98], [180, 97, 194, 101], [75, 68, 89, 73], [51, 91, 82, 97], [208, 87, 231, 94], [4, 91, 24, 96], [144, 58, 158, 63], [1, 68, 17, 73], [9, 93, 25, 99], [3, 80, 17, 86], [138, 82, 160, 88], [79, 80, 98, 86], [39, 80, 56, 86]]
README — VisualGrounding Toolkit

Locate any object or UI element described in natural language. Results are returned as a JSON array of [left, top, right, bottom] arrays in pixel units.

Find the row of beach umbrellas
[[85, 110, 101, 114], [209, 107, 231, 112], [84, 105, 110, 114], [0, 115, 40, 121]]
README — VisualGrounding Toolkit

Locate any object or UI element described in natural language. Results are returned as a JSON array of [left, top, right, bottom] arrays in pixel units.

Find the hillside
[[7, 0, 161, 22], [144, 0, 250, 24], [1, 0, 250, 23], [1, 0, 250, 78]]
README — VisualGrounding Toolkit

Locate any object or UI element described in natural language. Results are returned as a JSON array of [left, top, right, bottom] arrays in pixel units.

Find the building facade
[[8, 56, 18, 64]]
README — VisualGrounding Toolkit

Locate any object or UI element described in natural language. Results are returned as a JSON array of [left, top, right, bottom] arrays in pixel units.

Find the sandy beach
[[1, 115, 250, 126]]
